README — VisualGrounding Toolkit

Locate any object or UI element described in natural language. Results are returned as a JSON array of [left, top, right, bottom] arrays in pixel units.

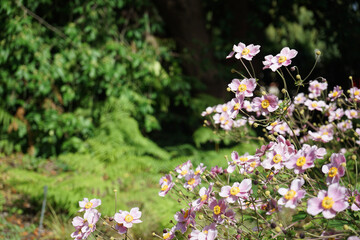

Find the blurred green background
[[0, 0, 359, 239]]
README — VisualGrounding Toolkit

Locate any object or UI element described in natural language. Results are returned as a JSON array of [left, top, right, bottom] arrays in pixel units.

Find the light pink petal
[[132, 219, 142, 224], [322, 209, 336, 219], [328, 183, 345, 201], [239, 179, 252, 192], [307, 198, 323, 216], [332, 200, 349, 212], [278, 188, 288, 196], [219, 186, 231, 197], [91, 199, 101, 208], [322, 164, 330, 174], [226, 51, 235, 59], [130, 207, 142, 219], [287, 49, 298, 59]]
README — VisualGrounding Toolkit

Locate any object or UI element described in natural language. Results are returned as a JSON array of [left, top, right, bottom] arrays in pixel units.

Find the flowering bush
[[156, 43, 360, 239], [72, 42, 360, 239]]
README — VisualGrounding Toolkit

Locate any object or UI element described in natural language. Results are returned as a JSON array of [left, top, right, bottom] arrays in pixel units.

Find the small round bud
[[299, 232, 305, 239], [290, 66, 296, 71], [227, 87, 231, 92], [270, 223, 276, 228], [198, 214, 204, 220], [236, 234, 241, 240], [281, 88, 287, 94], [296, 74, 301, 80], [257, 189, 261, 194], [102, 221, 107, 225], [352, 155, 357, 160], [255, 170, 259, 175], [109, 217, 114, 221], [275, 226, 281, 232], [262, 185, 268, 190], [261, 91, 267, 95], [113, 189, 117, 192], [253, 123, 258, 128], [275, 185, 279, 190], [152, 232, 156, 236], [163, 229, 168, 233], [272, 177, 277, 181], [237, 229, 243, 234], [221, 214, 226, 219], [341, 162, 346, 167], [216, 181, 221, 186], [265, 190, 271, 196], [110, 237, 115, 240], [344, 224, 349, 230], [273, 132, 278, 136], [279, 223, 283, 228], [253, 180, 259, 185], [315, 50, 321, 56], [349, 76, 353, 81]]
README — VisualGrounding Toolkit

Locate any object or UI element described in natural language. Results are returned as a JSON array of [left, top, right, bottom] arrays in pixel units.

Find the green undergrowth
[[4, 108, 259, 238]]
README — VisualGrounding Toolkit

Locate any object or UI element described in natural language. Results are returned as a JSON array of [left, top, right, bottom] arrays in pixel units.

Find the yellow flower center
[[219, 116, 225, 122], [234, 103, 241, 110], [296, 156, 306, 167], [351, 111, 357, 117], [181, 170, 188, 176], [183, 210, 189, 219], [230, 186, 240, 196], [125, 214, 133, 223], [238, 84, 247, 92], [272, 154, 282, 163], [278, 56, 287, 63], [161, 185, 168, 191], [214, 205, 221, 215], [88, 223, 94, 229], [201, 194, 207, 202], [332, 91, 338, 97], [279, 126, 285, 131], [241, 48, 250, 55], [163, 178, 168, 182], [271, 121, 278, 126], [250, 162, 257, 168], [311, 102, 318, 108], [322, 196, 334, 209], [261, 99, 270, 109], [224, 120, 229, 125], [284, 190, 296, 200], [188, 178, 196, 185], [85, 202, 93, 209], [322, 132, 329, 135], [355, 90, 360, 96], [240, 157, 248, 162], [163, 233, 170, 239], [222, 106, 228, 112], [195, 170, 201, 175], [204, 230, 208, 234], [328, 167, 338, 178]]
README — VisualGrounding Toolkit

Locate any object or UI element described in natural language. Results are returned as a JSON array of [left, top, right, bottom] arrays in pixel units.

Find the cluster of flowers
[[158, 42, 360, 239], [70, 198, 142, 239]]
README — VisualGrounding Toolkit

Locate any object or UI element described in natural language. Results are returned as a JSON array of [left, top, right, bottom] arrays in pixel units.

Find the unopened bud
[[265, 190, 270, 196], [349, 76, 353, 81], [198, 214, 204, 220], [216, 181, 221, 186], [290, 66, 296, 71], [275, 185, 279, 190], [341, 163, 346, 167], [221, 214, 226, 219], [344, 224, 349, 230], [272, 177, 277, 181], [296, 74, 301, 80], [352, 155, 357, 160], [253, 123, 258, 128], [152, 232, 156, 236], [261, 91, 267, 95], [275, 226, 281, 232], [281, 88, 287, 94], [227, 87, 231, 92], [315, 50, 321, 56]]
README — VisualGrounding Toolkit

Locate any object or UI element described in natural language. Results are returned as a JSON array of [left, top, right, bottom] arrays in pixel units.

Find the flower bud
[[290, 66, 296, 71], [352, 155, 357, 160], [275, 226, 281, 232], [341, 162, 346, 167], [198, 214, 204, 220], [349, 76, 353, 81], [315, 50, 321, 56], [227, 87, 231, 92], [270, 223, 276, 228], [265, 190, 270, 196], [296, 74, 301, 80], [152, 232, 156, 236], [221, 214, 226, 219], [344, 224, 349, 230], [261, 91, 267, 95], [281, 88, 287, 94]]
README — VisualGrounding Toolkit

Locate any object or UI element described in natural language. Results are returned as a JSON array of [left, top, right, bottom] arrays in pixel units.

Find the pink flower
[[268, 47, 298, 71], [240, 157, 261, 174], [243, 100, 255, 112], [308, 124, 334, 143], [183, 172, 201, 191], [262, 142, 294, 170], [208, 198, 235, 224], [322, 153, 346, 185], [228, 78, 257, 98], [308, 80, 328, 99], [328, 86, 343, 101], [226, 42, 260, 61], [328, 108, 344, 122], [189, 223, 218, 240], [227, 152, 258, 173], [75, 210, 101, 239], [255, 142, 275, 157], [252, 94, 279, 116], [307, 183, 349, 219], [304, 99, 326, 111], [201, 106, 214, 116], [159, 174, 175, 197], [285, 145, 317, 174], [174, 207, 196, 233], [229, 96, 245, 119], [78, 198, 101, 212], [210, 166, 224, 177], [194, 163, 206, 176], [337, 120, 353, 131], [162, 226, 176, 240], [345, 109, 359, 119], [262, 55, 275, 70], [219, 179, 252, 203], [278, 178, 306, 209], [175, 160, 192, 179], [114, 207, 142, 229], [294, 93, 306, 104], [349, 87, 360, 102], [350, 191, 360, 211], [192, 183, 214, 210]]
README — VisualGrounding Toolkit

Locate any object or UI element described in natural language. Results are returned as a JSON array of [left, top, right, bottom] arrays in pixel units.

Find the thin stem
[[303, 55, 320, 81], [239, 58, 253, 78]]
